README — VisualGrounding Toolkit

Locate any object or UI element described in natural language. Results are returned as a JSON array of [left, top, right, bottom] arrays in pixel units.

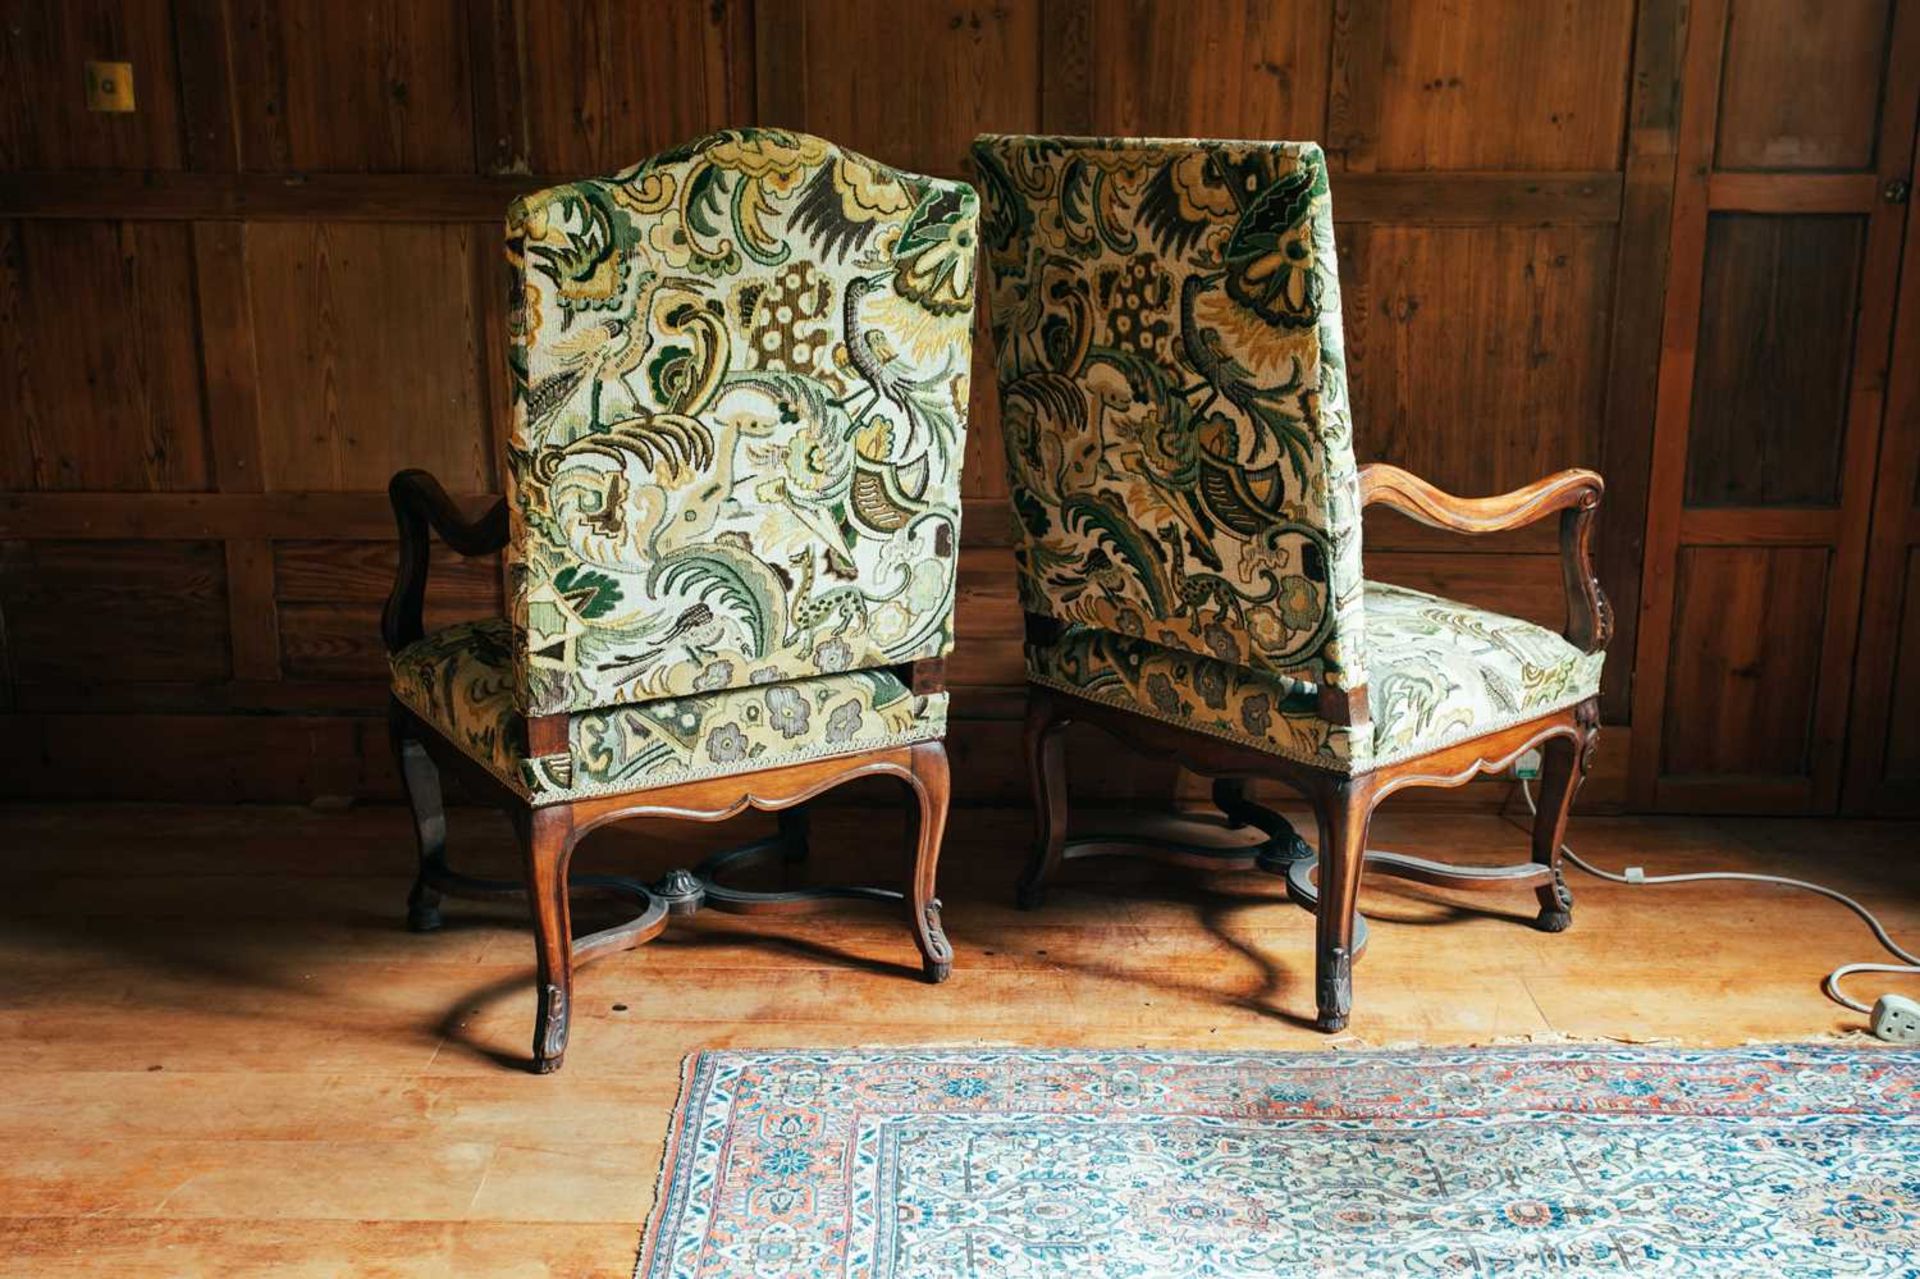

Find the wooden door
[[1845, 118, 1920, 814], [1630, 0, 1920, 813]]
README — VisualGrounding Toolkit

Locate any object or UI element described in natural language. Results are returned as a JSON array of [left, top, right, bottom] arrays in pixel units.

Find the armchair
[[385, 130, 977, 1072], [973, 134, 1608, 1032]]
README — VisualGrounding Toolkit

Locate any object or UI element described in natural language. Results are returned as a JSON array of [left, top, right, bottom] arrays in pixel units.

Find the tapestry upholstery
[[971, 134, 1367, 695], [392, 619, 948, 806], [1027, 581, 1603, 773], [506, 130, 977, 718]]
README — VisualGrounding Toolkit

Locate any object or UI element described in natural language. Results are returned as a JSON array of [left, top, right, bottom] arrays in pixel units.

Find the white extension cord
[[1517, 780, 1920, 1041]]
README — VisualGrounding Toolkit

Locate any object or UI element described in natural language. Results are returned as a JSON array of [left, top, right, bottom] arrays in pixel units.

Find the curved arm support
[[1359, 463, 1611, 654], [382, 469, 510, 654]]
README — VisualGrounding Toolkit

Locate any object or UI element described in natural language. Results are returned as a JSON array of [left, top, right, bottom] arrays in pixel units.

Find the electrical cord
[[1515, 780, 1920, 1016]]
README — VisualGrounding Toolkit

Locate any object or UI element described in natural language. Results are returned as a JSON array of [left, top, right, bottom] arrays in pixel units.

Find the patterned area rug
[[638, 1046, 1918, 1277]]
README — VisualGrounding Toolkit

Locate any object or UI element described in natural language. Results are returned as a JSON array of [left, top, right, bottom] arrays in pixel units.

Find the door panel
[[1631, 0, 1920, 812], [1684, 214, 1864, 507], [1660, 545, 1827, 779], [1715, 0, 1893, 171]]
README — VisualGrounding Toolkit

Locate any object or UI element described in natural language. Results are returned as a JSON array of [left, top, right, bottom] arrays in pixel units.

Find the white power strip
[[1870, 994, 1920, 1044], [1518, 781, 1920, 1044]]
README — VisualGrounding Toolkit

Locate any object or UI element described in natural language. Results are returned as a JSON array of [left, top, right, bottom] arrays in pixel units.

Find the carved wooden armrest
[[381, 469, 509, 654], [1358, 463, 1611, 654]]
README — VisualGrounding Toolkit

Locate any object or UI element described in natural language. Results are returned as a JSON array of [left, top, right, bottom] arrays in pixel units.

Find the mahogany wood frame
[[1021, 465, 1608, 1031], [383, 471, 953, 1073]]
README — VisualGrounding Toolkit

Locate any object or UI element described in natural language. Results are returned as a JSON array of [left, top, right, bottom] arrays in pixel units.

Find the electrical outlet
[[1870, 994, 1920, 1044], [1514, 748, 1542, 781], [85, 61, 135, 113]]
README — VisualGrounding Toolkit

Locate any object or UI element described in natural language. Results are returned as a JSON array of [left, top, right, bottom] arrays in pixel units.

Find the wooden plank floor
[[3, 799, 1916, 1277]]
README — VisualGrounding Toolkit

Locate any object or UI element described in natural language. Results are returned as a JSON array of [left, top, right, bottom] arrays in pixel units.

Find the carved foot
[[1535, 867, 1574, 932], [405, 878, 443, 933], [1315, 945, 1352, 1034], [531, 983, 569, 1074], [916, 898, 953, 983], [1253, 824, 1315, 874], [1014, 879, 1047, 911]]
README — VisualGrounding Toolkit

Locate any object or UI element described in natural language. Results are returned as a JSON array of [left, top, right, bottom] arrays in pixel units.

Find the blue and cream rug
[[638, 1046, 1918, 1276]]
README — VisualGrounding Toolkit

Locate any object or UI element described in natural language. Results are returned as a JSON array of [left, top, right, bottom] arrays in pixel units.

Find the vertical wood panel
[[249, 222, 491, 492], [1326, 0, 1388, 171], [228, 0, 475, 173], [1072, 0, 1333, 140], [1345, 224, 1614, 495], [1881, 550, 1920, 786], [1628, 0, 1731, 806], [754, 0, 1041, 177], [1594, 0, 1687, 721], [1684, 214, 1864, 507], [0, 220, 34, 490], [0, 0, 185, 171], [0, 220, 210, 491], [224, 538, 280, 679], [1375, 0, 1636, 171], [1660, 545, 1827, 777], [519, 0, 753, 174], [1715, 0, 1892, 171]]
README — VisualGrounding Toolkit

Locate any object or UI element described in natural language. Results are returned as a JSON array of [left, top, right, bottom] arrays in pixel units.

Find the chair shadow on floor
[[1025, 858, 1549, 1030], [426, 810, 1559, 1062]]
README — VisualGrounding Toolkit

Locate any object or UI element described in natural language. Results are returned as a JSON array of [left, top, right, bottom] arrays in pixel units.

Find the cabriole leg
[[1017, 688, 1071, 910], [1532, 701, 1596, 932], [1312, 778, 1373, 1033], [519, 805, 577, 1074], [906, 741, 954, 983], [390, 704, 447, 933]]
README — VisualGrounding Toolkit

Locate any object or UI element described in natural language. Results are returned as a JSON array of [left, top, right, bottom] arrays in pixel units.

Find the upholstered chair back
[[506, 130, 978, 717], [971, 136, 1366, 700]]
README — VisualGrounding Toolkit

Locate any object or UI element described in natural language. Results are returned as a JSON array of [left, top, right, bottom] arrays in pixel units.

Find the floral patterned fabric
[[391, 619, 947, 805], [507, 130, 976, 717], [977, 133, 1607, 768], [642, 1046, 1920, 1278], [1364, 581, 1604, 763], [1029, 581, 1602, 773], [973, 135, 1367, 694]]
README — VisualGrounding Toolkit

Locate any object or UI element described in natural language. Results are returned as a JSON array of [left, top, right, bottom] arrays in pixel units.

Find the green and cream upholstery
[[1028, 585, 1603, 773], [974, 134, 1602, 772], [390, 130, 973, 803], [391, 619, 947, 804]]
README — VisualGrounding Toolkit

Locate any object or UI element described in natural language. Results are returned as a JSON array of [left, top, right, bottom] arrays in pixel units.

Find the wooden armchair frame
[[383, 470, 952, 1073], [1021, 466, 1609, 1032]]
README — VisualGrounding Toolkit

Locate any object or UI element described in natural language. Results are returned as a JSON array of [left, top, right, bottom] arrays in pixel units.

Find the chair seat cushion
[[1027, 581, 1602, 774], [391, 619, 948, 805]]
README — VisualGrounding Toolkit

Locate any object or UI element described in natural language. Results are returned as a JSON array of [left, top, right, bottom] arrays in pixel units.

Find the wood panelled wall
[[0, 0, 1912, 813]]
